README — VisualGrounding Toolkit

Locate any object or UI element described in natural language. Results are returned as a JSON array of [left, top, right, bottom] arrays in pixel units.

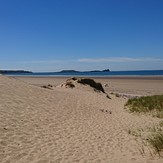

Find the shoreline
[[11, 75, 163, 80]]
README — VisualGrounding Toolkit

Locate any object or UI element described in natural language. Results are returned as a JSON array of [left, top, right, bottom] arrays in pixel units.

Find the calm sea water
[[7, 70, 163, 77]]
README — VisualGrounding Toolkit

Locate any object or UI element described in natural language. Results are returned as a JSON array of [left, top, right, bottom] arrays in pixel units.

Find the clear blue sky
[[0, 0, 163, 72]]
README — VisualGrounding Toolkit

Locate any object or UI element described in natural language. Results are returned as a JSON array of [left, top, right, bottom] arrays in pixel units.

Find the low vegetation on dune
[[77, 78, 105, 93], [128, 124, 163, 156], [128, 123, 163, 156], [148, 132, 163, 156], [126, 95, 163, 156], [125, 95, 163, 118]]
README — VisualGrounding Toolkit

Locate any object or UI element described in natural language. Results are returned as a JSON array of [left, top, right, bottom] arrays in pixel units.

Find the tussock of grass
[[147, 132, 163, 155], [125, 95, 163, 117], [77, 78, 105, 93]]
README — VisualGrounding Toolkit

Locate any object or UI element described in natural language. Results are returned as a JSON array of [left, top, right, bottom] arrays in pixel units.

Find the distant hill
[[89, 70, 101, 72], [59, 70, 79, 73], [0, 69, 110, 75], [58, 69, 110, 73], [0, 70, 32, 74], [102, 69, 110, 72]]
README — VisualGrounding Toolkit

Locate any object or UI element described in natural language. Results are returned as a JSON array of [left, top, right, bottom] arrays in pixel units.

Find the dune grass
[[77, 78, 105, 93], [128, 124, 163, 156], [126, 95, 163, 155], [125, 95, 163, 118], [147, 132, 163, 156], [126, 95, 163, 156]]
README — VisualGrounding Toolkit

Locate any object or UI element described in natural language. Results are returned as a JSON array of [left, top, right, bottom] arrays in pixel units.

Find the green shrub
[[125, 95, 163, 117], [77, 78, 105, 93]]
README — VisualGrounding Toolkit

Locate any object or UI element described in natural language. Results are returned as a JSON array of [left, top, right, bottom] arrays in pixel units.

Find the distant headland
[[58, 69, 110, 73], [0, 70, 33, 74], [0, 69, 111, 75]]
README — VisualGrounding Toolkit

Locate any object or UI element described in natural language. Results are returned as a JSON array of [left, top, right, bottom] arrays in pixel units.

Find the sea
[[6, 70, 163, 77]]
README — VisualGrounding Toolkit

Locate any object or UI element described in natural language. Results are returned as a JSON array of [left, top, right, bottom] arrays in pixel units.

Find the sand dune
[[0, 75, 163, 163]]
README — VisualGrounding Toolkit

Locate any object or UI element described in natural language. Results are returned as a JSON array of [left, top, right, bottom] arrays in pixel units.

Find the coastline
[[12, 75, 163, 79], [5, 69, 163, 77]]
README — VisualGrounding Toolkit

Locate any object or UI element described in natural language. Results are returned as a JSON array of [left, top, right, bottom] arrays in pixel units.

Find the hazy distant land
[[0, 69, 110, 75], [0, 70, 32, 74]]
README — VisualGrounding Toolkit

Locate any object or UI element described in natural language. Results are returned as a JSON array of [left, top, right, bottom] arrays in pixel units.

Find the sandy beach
[[0, 75, 163, 163], [15, 76, 163, 96]]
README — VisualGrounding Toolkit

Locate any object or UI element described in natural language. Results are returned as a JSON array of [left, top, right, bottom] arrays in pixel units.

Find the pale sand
[[0, 75, 163, 163], [15, 76, 163, 96]]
